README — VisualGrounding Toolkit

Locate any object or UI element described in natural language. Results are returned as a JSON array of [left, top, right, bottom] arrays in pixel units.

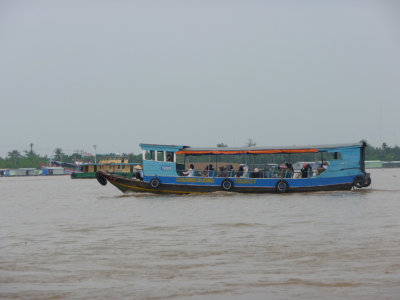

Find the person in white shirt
[[241, 165, 249, 178], [183, 164, 195, 176]]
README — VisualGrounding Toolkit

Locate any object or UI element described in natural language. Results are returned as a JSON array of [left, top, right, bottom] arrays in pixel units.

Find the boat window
[[330, 152, 342, 160], [144, 150, 175, 162], [166, 151, 175, 162], [157, 151, 164, 162], [145, 150, 155, 160]]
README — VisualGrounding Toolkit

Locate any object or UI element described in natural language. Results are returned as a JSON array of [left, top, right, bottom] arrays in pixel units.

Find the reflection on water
[[1, 169, 400, 299]]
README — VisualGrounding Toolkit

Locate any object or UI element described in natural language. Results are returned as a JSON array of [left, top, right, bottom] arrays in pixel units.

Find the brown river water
[[1, 169, 400, 299]]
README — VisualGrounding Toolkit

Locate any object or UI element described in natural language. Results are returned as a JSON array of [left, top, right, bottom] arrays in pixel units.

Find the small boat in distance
[[96, 142, 371, 194], [71, 156, 136, 179], [50, 160, 82, 175]]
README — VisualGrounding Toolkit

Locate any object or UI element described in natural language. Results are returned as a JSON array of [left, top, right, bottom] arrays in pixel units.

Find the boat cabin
[[140, 142, 366, 179], [141, 144, 185, 177]]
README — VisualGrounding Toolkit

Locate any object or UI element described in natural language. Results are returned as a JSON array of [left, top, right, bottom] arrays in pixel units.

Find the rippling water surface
[[1, 169, 400, 299]]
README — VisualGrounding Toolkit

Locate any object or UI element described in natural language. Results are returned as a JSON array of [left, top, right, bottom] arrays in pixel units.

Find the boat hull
[[97, 172, 355, 194]]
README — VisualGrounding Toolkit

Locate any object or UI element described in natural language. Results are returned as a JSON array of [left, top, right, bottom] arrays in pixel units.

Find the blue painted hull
[[145, 175, 354, 192], [145, 175, 354, 188], [98, 172, 355, 194]]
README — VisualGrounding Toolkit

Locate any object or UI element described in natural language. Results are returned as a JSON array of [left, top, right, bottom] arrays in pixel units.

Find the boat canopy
[[176, 143, 363, 155]]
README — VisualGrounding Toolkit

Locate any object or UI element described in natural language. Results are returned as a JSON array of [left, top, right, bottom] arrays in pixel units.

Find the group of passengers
[[182, 164, 249, 178], [181, 163, 273, 178], [269, 162, 315, 178], [135, 162, 325, 181], [182, 162, 323, 179], [134, 160, 326, 181]]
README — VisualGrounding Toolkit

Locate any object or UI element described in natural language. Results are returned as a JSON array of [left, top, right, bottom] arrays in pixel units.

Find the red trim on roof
[[176, 148, 318, 155]]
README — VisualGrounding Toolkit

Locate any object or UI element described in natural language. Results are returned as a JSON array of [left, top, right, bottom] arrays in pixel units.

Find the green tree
[[7, 150, 22, 168], [216, 142, 228, 147], [128, 153, 142, 163], [54, 148, 64, 161], [71, 152, 83, 160]]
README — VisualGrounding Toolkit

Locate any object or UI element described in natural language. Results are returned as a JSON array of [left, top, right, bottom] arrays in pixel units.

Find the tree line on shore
[[0, 148, 142, 169], [1, 141, 399, 169]]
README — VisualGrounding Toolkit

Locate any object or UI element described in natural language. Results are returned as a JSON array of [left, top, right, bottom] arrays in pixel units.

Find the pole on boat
[[93, 145, 97, 163]]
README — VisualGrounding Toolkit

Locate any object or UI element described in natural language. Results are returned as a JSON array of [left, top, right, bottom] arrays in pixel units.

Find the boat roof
[[42, 167, 64, 170], [176, 142, 363, 155], [140, 144, 187, 152], [81, 162, 138, 166]]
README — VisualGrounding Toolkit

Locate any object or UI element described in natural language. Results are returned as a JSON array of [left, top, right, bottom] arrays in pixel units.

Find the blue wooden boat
[[96, 142, 371, 194]]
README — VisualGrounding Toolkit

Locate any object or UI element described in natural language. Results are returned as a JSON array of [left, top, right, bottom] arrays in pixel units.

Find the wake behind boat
[[96, 142, 371, 194]]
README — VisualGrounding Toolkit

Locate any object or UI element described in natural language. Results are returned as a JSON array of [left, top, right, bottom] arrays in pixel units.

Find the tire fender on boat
[[150, 178, 161, 189], [362, 177, 371, 187], [353, 175, 364, 188], [221, 179, 234, 191], [276, 180, 289, 193], [96, 172, 107, 186]]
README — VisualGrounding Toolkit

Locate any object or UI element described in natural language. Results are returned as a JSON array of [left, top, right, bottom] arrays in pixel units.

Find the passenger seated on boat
[[237, 164, 244, 177], [278, 162, 293, 178], [219, 166, 228, 177], [202, 165, 209, 176], [182, 164, 195, 177], [278, 163, 286, 178], [167, 154, 173, 162], [252, 168, 261, 178], [317, 162, 329, 175], [241, 165, 249, 178], [226, 165, 234, 177], [294, 172, 302, 178], [301, 163, 312, 178], [264, 165, 273, 178], [207, 164, 214, 177], [285, 163, 294, 178], [134, 165, 143, 180], [270, 166, 279, 178]]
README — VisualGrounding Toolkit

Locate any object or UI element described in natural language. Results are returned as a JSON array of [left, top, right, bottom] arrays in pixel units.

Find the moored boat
[[71, 157, 137, 179], [51, 160, 82, 175], [96, 142, 371, 194], [0, 168, 40, 177]]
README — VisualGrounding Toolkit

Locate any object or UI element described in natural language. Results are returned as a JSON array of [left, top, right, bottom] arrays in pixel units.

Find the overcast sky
[[1, 0, 399, 157]]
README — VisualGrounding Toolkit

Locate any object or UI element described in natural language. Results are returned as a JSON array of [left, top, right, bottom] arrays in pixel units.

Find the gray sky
[[1, 0, 399, 157]]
